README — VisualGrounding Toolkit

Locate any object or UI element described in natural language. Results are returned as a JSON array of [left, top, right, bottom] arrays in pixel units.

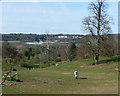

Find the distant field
[[2, 57, 118, 94], [8, 41, 25, 45], [9, 42, 25, 45], [1, 41, 25, 45]]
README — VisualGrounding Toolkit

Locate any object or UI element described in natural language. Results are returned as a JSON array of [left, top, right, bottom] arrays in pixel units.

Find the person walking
[[74, 71, 78, 79]]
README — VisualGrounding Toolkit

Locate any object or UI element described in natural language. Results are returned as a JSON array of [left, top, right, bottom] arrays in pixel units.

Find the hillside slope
[[2, 58, 118, 94]]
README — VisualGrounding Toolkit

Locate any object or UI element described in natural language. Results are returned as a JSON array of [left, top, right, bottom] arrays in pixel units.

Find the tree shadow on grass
[[92, 56, 120, 65], [80, 77, 87, 79]]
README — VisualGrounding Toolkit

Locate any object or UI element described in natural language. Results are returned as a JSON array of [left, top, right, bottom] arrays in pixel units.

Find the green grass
[[9, 42, 25, 45], [99, 56, 120, 63], [2, 57, 118, 94], [2, 63, 14, 70], [4, 77, 20, 82]]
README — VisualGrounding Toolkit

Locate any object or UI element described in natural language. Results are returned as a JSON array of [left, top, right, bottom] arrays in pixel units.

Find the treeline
[[2, 34, 119, 69], [2, 34, 46, 42], [2, 34, 83, 43], [2, 41, 77, 68], [2, 41, 63, 68]]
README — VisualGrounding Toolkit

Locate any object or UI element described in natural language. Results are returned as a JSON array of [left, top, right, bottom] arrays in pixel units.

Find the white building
[[58, 36, 68, 38], [25, 41, 44, 45]]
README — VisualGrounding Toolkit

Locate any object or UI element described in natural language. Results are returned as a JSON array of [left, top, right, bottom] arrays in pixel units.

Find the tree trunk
[[96, 1, 102, 64]]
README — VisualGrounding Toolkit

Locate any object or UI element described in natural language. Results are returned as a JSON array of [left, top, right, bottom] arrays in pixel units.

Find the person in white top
[[74, 71, 78, 79]]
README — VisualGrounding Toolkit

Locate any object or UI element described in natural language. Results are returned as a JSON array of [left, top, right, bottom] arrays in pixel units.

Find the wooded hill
[[2, 34, 119, 44], [2, 34, 83, 43]]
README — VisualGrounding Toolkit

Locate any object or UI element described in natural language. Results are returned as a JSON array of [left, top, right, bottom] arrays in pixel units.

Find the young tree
[[46, 33, 50, 66], [82, 0, 112, 64]]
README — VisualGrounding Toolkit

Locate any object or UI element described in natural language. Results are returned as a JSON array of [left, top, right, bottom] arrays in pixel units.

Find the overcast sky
[[2, 1, 118, 34]]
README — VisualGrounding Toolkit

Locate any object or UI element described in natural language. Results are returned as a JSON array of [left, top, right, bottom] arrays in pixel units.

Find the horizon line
[[1, 33, 119, 35]]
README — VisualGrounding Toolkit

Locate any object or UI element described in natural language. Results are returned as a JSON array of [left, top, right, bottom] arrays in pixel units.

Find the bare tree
[[46, 33, 50, 66], [82, 0, 112, 64], [61, 44, 71, 61]]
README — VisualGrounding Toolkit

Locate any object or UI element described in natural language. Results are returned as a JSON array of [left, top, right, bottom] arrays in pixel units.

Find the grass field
[[2, 58, 118, 94]]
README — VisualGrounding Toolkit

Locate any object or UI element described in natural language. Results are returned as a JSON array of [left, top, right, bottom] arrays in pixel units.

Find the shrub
[[29, 64, 40, 68], [21, 63, 29, 68]]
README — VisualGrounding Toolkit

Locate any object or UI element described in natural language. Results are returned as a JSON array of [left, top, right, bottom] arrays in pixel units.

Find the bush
[[50, 61, 56, 65], [21, 63, 29, 68], [29, 64, 40, 68], [41, 64, 48, 68]]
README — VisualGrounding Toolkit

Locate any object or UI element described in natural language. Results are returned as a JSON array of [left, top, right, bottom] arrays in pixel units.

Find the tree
[[60, 44, 70, 61], [46, 33, 50, 66], [2, 41, 17, 59], [59, 43, 76, 61], [82, 0, 112, 64], [77, 35, 96, 59], [24, 47, 35, 60], [68, 43, 77, 61]]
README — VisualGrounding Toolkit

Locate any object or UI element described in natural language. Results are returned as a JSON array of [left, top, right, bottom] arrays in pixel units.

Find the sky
[[2, 1, 118, 35]]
